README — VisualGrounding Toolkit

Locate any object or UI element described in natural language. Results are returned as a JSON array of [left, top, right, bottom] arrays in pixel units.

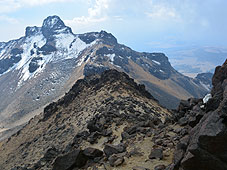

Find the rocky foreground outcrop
[[0, 70, 183, 170], [0, 60, 225, 169], [170, 59, 227, 170]]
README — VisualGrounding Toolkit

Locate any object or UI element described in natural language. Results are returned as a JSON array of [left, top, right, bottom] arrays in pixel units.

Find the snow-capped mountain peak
[[0, 16, 98, 86], [42, 15, 68, 31], [41, 15, 73, 37], [42, 16, 63, 28]]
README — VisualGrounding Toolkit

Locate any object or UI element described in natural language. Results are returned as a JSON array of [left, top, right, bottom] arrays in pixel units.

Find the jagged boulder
[[103, 143, 126, 157], [52, 150, 88, 170], [149, 148, 163, 160], [108, 154, 125, 167], [83, 147, 103, 159]]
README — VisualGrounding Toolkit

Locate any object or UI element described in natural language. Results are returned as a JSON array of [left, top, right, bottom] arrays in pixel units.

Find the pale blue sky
[[0, 0, 227, 53]]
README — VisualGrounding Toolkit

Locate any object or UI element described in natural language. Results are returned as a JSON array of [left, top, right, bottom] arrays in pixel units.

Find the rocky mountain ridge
[[0, 59, 225, 169], [0, 15, 209, 140], [0, 69, 176, 170], [0, 46, 227, 170]]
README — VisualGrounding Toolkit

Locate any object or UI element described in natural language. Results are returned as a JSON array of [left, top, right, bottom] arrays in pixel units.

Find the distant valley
[[165, 46, 227, 77]]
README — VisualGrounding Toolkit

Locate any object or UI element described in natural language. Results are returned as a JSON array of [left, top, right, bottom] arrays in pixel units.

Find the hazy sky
[[0, 0, 227, 52]]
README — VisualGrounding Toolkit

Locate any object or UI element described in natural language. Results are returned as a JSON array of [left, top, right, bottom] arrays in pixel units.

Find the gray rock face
[[172, 59, 227, 170]]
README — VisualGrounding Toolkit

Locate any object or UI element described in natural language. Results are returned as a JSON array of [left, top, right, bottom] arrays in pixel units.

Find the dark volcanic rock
[[178, 100, 191, 113], [121, 131, 132, 140], [79, 30, 117, 45], [132, 166, 150, 170], [125, 125, 138, 135], [108, 154, 125, 167], [52, 150, 87, 170], [154, 164, 166, 170], [103, 143, 126, 157], [83, 147, 103, 159], [42, 147, 59, 162], [38, 43, 57, 55], [180, 110, 227, 170], [99, 30, 118, 45], [78, 32, 97, 44], [172, 60, 227, 170], [75, 131, 89, 140], [87, 120, 102, 133], [178, 117, 188, 126], [206, 60, 227, 112], [28, 57, 42, 73], [149, 148, 163, 160], [87, 132, 101, 144]]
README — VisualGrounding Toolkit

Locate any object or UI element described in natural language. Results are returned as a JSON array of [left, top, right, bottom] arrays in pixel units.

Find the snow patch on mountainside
[[54, 34, 97, 60], [152, 60, 161, 65], [17, 56, 51, 87], [15, 34, 97, 87], [203, 93, 212, 103], [16, 34, 47, 86], [0, 49, 6, 59], [72, 38, 93, 53], [55, 33, 75, 51], [67, 38, 92, 59], [107, 54, 116, 63], [17, 34, 46, 70]]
